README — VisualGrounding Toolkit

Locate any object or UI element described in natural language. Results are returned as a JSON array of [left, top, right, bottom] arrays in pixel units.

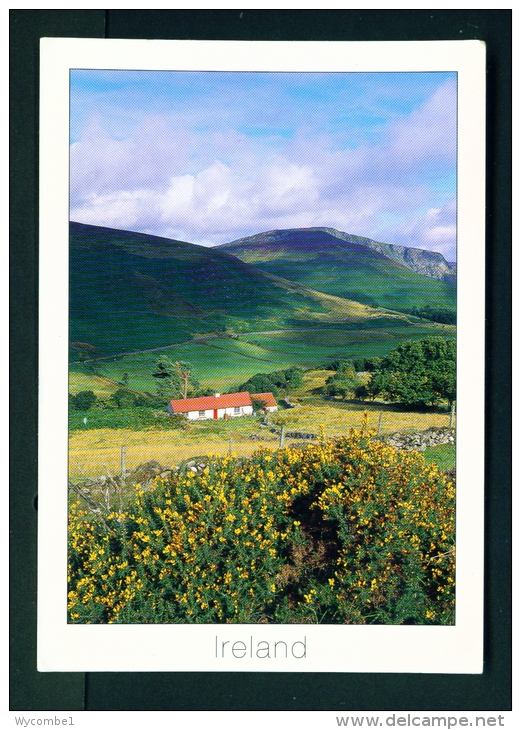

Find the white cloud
[[70, 114, 192, 206], [70, 78, 457, 260], [375, 201, 457, 262], [389, 79, 456, 164]]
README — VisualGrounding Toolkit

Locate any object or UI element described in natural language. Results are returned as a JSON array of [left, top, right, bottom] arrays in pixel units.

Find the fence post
[[279, 425, 285, 448], [377, 412, 383, 435], [120, 445, 126, 477], [229, 437, 232, 456], [449, 403, 455, 428]]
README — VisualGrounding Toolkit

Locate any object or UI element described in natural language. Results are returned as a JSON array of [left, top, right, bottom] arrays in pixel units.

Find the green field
[[423, 442, 456, 472], [70, 339, 285, 394], [239, 323, 454, 363], [70, 320, 455, 396]]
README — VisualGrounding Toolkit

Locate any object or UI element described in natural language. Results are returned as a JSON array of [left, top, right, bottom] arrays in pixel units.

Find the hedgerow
[[68, 424, 455, 625]]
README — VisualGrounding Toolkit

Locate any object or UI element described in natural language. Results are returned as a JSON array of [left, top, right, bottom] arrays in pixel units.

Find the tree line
[[69, 360, 305, 413], [324, 337, 456, 408]]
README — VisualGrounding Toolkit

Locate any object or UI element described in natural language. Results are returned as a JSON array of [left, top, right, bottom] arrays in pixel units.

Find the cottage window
[[233, 406, 241, 414], [198, 410, 206, 418]]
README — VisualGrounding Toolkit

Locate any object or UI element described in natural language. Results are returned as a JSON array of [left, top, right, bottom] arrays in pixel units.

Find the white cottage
[[168, 391, 277, 420]]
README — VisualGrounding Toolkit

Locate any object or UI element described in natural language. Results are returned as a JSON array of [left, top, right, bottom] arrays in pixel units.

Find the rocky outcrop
[[383, 427, 455, 452], [363, 240, 456, 282], [320, 228, 456, 282], [126, 460, 172, 483]]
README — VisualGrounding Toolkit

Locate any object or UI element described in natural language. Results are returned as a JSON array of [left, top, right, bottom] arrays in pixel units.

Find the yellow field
[[271, 401, 453, 432], [68, 429, 279, 479], [69, 399, 454, 479], [69, 372, 120, 396]]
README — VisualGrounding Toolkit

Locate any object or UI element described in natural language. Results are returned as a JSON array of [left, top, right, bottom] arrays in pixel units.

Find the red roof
[[169, 391, 253, 413], [252, 392, 277, 408], [169, 391, 277, 414]]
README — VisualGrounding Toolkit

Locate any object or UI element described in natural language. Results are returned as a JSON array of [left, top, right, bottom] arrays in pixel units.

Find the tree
[[251, 396, 269, 413], [278, 367, 304, 390], [323, 365, 362, 400], [369, 338, 456, 408], [238, 367, 304, 396], [238, 373, 279, 396], [354, 381, 380, 402], [152, 358, 196, 399], [71, 390, 97, 411], [409, 306, 457, 325], [325, 357, 381, 373], [109, 388, 136, 409]]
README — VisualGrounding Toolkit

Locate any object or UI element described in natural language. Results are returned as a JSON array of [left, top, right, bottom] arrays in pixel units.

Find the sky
[[70, 70, 457, 261]]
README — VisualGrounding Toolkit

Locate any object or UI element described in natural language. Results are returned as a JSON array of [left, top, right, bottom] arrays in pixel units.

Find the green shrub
[[70, 390, 97, 410], [238, 367, 304, 396], [68, 406, 185, 431]]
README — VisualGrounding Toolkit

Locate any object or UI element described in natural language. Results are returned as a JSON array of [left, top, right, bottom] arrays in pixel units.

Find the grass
[[71, 222, 428, 359], [241, 323, 454, 359], [70, 322, 455, 395], [69, 398, 455, 480], [268, 400, 454, 434], [68, 424, 279, 480], [69, 407, 182, 431], [69, 340, 289, 395], [424, 442, 456, 472], [68, 371, 121, 397], [253, 258, 457, 312]]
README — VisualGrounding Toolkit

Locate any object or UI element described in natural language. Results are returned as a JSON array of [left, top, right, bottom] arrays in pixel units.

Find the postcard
[[38, 38, 485, 672]]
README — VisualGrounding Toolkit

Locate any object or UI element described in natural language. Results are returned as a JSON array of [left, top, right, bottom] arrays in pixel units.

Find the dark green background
[[10, 9, 511, 712]]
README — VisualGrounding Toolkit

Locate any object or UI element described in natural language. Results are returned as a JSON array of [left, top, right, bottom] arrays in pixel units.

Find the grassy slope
[[219, 229, 456, 312], [69, 222, 455, 405], [423, 443, 456, 471], [70, 222, 410, 358], [70, 321, 455, 396]]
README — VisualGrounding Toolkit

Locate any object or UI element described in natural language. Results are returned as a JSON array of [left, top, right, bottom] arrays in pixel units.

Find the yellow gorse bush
[[68, 427, 455, 624]]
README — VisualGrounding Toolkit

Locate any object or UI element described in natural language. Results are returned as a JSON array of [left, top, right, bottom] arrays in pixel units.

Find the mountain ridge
[[219, 227, 456, 282], [217, 227, 456, 313]]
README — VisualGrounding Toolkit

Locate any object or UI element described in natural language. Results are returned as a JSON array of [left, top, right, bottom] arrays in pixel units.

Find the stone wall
[[383, 426, 455, 452]]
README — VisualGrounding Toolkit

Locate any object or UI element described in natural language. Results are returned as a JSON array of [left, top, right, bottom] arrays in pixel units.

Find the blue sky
[[70, 70, 457, 260]]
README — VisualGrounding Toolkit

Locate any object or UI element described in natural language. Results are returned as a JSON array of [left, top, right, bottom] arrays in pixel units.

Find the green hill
[[70, 222, 414, 359], [218, 228, 456, 313]]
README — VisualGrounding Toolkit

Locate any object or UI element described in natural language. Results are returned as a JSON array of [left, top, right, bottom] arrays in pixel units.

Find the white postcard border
[[38, 38, 486, 673]]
